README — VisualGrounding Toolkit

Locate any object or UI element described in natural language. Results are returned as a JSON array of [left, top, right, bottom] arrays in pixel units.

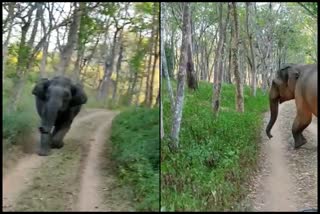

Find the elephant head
[[32, 76, 87, 155], [265, 64, 300, 138]]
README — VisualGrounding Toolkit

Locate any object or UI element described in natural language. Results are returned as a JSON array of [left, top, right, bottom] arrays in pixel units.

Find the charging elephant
[[266, 64, 317, 148], [32, 76, 87, 156]]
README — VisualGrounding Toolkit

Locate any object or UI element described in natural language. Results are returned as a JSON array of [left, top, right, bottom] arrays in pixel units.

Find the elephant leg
[[38, 134, 51, 156], [292, 108, 312, 149], [51, 126, 70, 149]]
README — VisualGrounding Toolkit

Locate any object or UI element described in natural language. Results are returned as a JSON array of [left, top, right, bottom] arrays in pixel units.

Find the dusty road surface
[[248, 100, 317, 211], [2, 108, 134, 211]]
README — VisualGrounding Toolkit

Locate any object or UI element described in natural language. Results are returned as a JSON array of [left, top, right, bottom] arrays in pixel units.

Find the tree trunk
[[126, 70, 135, 105], [3, 2, 16, 78], [231, 2, 244, 112], [186, 8, 198, 90], [39, 35, 50, 78], [8, 4, 36, 112], [161, 32, 175, 112], [245, 2, 257, 96], [144, 4, 157, 105], [112, 34, 124, 102], [227, 28, 233, 84], [134, 74, 143, 106], [160, 26, 164, 139], [170, 3, 189, 151], [81, 37, 100, 82], [73, 3, 87, 82], [39, 4, 52, 78], [148, 25, 159, 107], [98, 24, 121, 101], [161, 95, 164, 139], [155, 90, 160, 106], [170, 30, 175, 78], [57, 2, 82, 75], [212, 3, 230, 115]]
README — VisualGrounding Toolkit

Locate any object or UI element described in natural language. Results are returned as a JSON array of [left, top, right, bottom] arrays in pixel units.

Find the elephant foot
[[50, 141, 64, 149], [294, 134, 307, 149], [37, 148, 50, 156]]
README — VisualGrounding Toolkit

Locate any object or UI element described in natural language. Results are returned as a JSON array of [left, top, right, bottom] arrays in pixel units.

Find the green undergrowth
[[161, 80, 268, 211], [3, 78, 38, 151], [109, 107, 160, 211]]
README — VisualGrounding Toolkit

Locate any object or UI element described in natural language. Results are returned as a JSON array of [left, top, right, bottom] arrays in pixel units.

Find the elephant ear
[[278, 66, 290, 83], [32, 78, 50, 100], [277, 64, 299, 85], [70, 83, 87, 106]]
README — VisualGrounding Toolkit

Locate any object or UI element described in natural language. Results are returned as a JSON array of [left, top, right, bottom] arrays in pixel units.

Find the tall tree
[[2, 2, 16, 78], [186, 7, 198, 90], [231, 2, 244, 112], [170, 3, 189, 151], [212, 3, 230, 115], [245, 2, 257, 96], [8, 3, 37, 112], [57, 2, 82, 75], [147, 24, 159, 107], [112, 31, 124, 102], [144, 3, 158, 106]]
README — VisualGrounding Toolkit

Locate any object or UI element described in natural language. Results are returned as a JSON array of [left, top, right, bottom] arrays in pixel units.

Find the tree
[[231, 2, 244, 112], [170, 3, 189, 151], [245, 2, 257, 96], [186, 7, 198, 90], [212, 3, 230, 115], [2, 2, 16, 78], [57, 2, 82, 75], [144, 2, 158, 106]]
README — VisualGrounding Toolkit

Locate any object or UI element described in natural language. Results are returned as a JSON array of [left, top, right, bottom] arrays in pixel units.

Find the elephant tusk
[[50, 126, 55, 135]]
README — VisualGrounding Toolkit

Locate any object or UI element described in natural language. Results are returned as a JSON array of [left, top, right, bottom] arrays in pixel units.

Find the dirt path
[[248, 100, 318, 211], [2, 108, 133, 211], [77, 112, 115, 211]]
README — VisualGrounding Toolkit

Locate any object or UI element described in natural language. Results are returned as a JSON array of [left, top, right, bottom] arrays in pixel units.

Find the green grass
[[3, 78, 38, 150], [161, 81, 268, 211], [110, 107, 160, 211]]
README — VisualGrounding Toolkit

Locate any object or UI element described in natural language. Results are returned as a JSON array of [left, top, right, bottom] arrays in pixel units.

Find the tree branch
[[297, 2, 317, 19]]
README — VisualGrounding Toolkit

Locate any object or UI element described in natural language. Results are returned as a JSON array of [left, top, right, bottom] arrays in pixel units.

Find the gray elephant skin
[[266, 64, 317, 148], [32, 76, 87, 156]]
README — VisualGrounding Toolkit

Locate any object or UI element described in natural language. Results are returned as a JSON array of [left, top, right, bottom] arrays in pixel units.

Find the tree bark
[[3, 2, 16, 78], [9, 3, 36, 112], [73, 2, 87, 82], [144, 4, 157, 105], [212, 3, 230, 115], [170, 3, 189, 151], [246, 2, 257, 96], [231, 2, 244, 112], [186, 8, 198, 91], [147, 25, 159, 107], [112, 33, 124, 102], [39, 4, 52, 78], [57, 2, 82, 75], [161, 32, 175, 112], [98, 25, 121, 101]]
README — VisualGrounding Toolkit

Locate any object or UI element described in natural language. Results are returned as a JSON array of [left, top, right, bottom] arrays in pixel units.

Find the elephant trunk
[[266, 97, 279, 139], [40, 101, 59, 135], [38, 100, 61, 156]]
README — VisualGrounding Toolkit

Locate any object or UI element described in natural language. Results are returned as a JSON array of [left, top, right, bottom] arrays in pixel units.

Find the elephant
[[32, 76, 87, 156], [266, 64, 317, 149]]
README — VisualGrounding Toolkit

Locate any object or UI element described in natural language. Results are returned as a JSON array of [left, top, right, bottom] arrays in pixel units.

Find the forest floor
[[2, 108, 134, 211], [247, 100, 317, 211]]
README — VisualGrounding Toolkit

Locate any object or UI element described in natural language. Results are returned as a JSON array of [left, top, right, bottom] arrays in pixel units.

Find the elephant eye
[[63, 91, 71, 100]]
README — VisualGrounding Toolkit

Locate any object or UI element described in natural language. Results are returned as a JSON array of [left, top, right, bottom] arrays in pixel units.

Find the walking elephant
[[32, 76, 87, 156], [266, 64, 317, 148]]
